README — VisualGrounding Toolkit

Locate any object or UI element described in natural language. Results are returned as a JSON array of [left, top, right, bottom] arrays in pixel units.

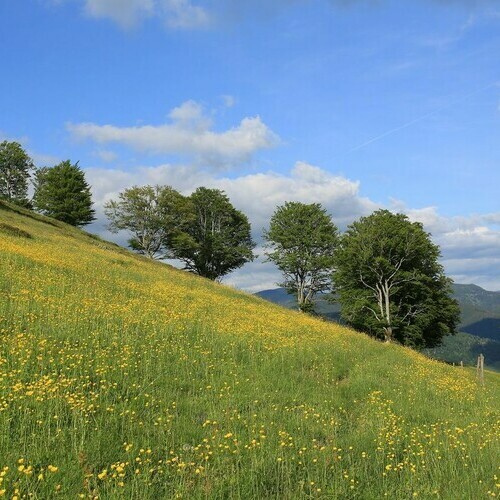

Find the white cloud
[[84, 161, 377, 290], [215, 161, 378, 236], [68, 101, 280, 170], [31, 152, 61, 167], [46, 1, 500, 32], [226, 257, 281, 294], [49, 0, 210, 30], [84, 0, 155, 28], [439, 226, 500, 259], [83, 162, 500, 292], [397, 205, 500, 292], [168, 100, 212, 129], [85, 163, 209, 208], [163, 0, 211, 29], [95, 150, 118, 162]]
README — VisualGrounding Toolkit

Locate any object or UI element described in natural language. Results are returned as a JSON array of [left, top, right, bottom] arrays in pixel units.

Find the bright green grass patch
[[0, 200, 498, 499]]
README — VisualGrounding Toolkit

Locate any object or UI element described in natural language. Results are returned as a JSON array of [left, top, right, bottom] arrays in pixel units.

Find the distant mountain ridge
[[256, 284, 500, 369], [452, 284, 500, 341]]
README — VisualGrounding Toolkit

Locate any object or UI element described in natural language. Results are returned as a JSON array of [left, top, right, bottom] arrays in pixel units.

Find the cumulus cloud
[[216, 161, 378, 236], [163, 0, 211, 29], [47, 0, 499, 31], [394, 204, 500, 292], [227, 256, 281, 293], [84, 161, 376, 290], [84, 0, 154, 28], [85, 163, 208, 208], [167, 100, 212, 129], [85, 160, 374, 225], [443, 258, 500, 292], [68, 101, 280, 170], [94, 150, 118, 162], [83, 161, 500, 292], [47, 0, 500, 31], [49, 0, 210, 30], [31, 152, 61, 167]]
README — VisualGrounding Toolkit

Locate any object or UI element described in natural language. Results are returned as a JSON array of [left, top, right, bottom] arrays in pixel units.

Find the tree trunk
[[384, 325, 393, 342], [383, 281, 392, 342]]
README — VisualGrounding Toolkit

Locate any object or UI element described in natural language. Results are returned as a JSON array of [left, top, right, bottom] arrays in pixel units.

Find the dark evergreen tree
[[333, 209, 460, 348], [33, 160, 95, 226], [0, 141, 34, 206]]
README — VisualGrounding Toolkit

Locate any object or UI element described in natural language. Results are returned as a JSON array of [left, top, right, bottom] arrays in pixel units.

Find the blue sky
[[1, 0, 499, 290]]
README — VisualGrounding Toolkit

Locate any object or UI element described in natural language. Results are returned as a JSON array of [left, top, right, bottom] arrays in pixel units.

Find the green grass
[[0, 200, 499, 499]]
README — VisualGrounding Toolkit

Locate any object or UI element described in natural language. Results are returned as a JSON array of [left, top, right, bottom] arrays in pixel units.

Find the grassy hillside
[[0, 200, 499, 499], [257, 287, 500, 370]]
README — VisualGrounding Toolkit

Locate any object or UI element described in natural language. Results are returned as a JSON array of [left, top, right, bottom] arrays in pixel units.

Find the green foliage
[[333, 209, 460, 348], [104, 185, 254, 279], [264, 202, 339, 312], [104, 185, 189, 259], [32, 160, 95, 226], [170, 187, 255, 281], [0, 141, 34, 206]]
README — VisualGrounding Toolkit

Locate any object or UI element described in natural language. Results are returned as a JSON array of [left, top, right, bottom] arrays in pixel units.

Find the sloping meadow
[[0, 202, 498, 499]]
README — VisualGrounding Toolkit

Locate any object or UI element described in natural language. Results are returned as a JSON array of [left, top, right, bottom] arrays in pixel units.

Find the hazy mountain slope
[[0, 200, 498, 499], [453, 284, 500, 341], [428, 331, 500, 369]]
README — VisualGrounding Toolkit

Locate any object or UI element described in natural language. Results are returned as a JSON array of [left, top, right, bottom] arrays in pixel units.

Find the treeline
[[0, 140, 460, 348], [0, 141, 95, 225], [105, 185, 255, 281]]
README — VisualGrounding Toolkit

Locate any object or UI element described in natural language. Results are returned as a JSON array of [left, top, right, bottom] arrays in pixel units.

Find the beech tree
[[264, 202, 339, 313], [333, 209, 459, 348], [104, 185, 188, 259], [0, 141, 34, 206], [170, 187, 255, 281], [33, 160, 95, 226]]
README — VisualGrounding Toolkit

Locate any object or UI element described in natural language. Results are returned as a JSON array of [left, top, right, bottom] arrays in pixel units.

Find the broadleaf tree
[[170, 187, 255, 281], [33, 160, 95, 226], [104, 185, 189, 259], [263, 202, 339, 313], [0, 141, 34, 206], [333, 209, 460, 348]]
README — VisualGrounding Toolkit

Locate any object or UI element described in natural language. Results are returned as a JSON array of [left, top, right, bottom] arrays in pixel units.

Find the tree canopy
[[333, 209, 460, 348], [264, 202, 339, 313], [104, 185, 254, 281], [170, 187, 255, 281], [0, 141, 34, 206], [33, 160, 95, 226], [104, 185, 189, 259]]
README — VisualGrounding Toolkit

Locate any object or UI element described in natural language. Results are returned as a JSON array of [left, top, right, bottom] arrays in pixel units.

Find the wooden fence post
[[476, 354, 484, 385]]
